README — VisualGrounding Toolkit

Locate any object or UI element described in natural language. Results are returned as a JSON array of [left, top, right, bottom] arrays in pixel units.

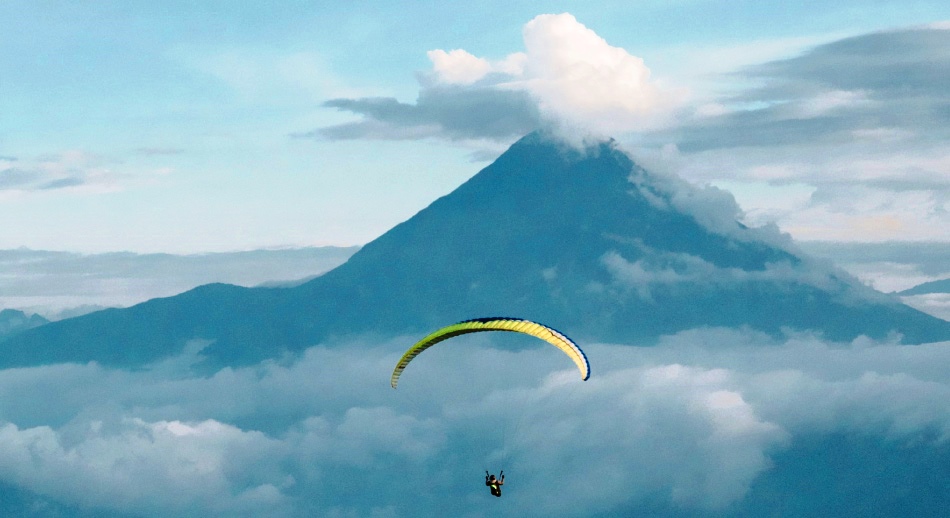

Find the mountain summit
[[4, 133, 949, 367]]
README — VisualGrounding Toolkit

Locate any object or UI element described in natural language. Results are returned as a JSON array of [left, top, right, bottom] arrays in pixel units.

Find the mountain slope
[[4, 133, 949, 368]]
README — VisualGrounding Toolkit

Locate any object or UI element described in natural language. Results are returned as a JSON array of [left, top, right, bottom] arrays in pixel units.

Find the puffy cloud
[[427, 49, 527, 87], [507, 364, 786, 515], [514, 14, 684, 136], [426, 49, 493, 85], [625, 158, 769, 243], [0, 418, 291, 517], [315, 13, 683, 145]]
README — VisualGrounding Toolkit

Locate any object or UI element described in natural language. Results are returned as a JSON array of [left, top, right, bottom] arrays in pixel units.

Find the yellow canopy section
[[391, 317, 589, 388]]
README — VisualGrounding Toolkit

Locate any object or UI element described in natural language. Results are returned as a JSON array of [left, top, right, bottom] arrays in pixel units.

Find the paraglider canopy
[[390, 317, 589, 389]]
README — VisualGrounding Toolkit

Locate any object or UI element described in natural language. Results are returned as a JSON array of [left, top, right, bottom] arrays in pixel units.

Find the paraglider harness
[[485, 470, 504, 497]]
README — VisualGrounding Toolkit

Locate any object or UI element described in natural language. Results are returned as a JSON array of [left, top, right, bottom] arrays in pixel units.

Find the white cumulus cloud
[[320, 13, 685, 146], [426, 49, 494, 85], [513, 13, 685, 135]]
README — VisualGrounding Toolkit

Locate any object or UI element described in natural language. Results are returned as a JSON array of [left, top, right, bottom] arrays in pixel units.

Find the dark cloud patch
[[0, 149, 182, 194], [40, 176, 85, 190], [744, 27, 950, 100], [1, 169, 86, 191], [674, 109, 867, 152], [0, 168, 39, 189], [0, 154, 100, 192], [852, 176, 950, 192], [670, 26, 950, 153], [307, 85, 542, 142]]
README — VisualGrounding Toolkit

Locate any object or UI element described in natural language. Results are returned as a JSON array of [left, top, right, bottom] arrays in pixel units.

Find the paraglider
[[486, 470, 505, 497], [390, 317, 589, 497], [390, 317, 589, 389]]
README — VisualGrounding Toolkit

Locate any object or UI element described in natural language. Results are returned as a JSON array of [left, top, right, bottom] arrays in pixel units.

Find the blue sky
[[2, 1, 950, 253]]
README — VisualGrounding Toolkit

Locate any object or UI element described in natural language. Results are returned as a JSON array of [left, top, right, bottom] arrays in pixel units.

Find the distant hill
[[898, 278, 950, 296], [0, 309, 48, 341], [3, 132, 949, 368]]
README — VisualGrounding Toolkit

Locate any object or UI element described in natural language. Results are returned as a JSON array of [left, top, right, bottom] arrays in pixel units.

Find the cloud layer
[[0, 247, 357, 319], [0, 150, 181, 198], [311, 16, 950, 242], [650, 25, 950, 242], [798, 241, 950, 320], [2, 329, 950, 516]]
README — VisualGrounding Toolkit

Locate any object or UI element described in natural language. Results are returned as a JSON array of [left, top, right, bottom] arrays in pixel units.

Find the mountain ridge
[[4, 132, 949, 368], [898, 278, 950, 296], [0, 309, 48, 342]]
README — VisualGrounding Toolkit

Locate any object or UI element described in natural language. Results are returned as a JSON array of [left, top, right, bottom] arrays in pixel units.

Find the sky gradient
[[2, 2, 949, 253]]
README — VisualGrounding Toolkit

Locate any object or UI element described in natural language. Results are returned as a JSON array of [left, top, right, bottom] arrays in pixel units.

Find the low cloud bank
[[0, 247, 357, 318], [1, 329, 949, 516]]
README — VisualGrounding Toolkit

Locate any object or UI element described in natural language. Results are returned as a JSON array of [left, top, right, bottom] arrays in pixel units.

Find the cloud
[[0, 168, 42, 190], [507, 364, 787, 515], [797, 240, 950, 293], [309, 20, 948, 242], [0, 150, 177, 196], [306, 87, 542, 142], [742, 26, 950, 104], [0, 247, 357, 318], [313, 13, 684, 145], [2, 327, 950, 516], [901, 293, 950, 322], [0, 418, 291, 517], [635, 24, 950, 242], [654, 143, 950, 242], [795, 240, 950, 320], [513, 14, 685, 136], [599, 245, 859, 304], [426, 49, 494, 85], [660, 24, 950, 160]]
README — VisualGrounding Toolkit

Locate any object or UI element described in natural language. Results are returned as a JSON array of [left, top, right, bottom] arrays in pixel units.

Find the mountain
[[898, 278, 950, 296], [0, 309, 48, 342], [3, 132, 949, 368]]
